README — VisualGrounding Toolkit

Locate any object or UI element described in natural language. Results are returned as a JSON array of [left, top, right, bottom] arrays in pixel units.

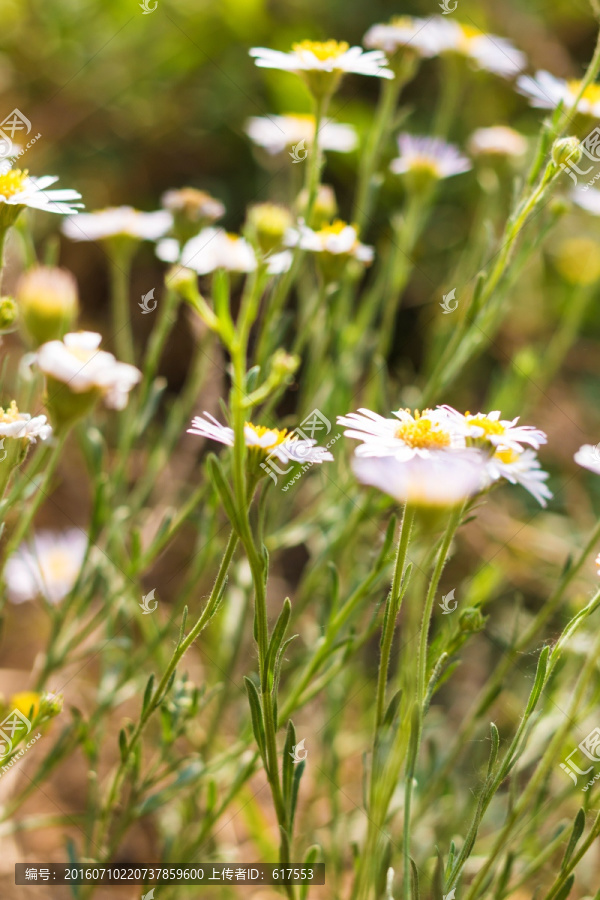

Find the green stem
[[109, 248, 135, 365]]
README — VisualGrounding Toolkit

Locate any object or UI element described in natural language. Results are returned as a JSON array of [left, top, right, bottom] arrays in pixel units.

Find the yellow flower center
[[568, 80, 600, 105], [0, 168, 28, 199], [390, 16, 417, 28], [46, 549, 74, 581], [395, 411, 451, 449], [318, 219, 350, 237], [457, 24, 484, 50], [10, 691, 40, 719], [495, 448, 519, 464], [467, 415, 505, 437], [407, 159, 441, 178], [292, 40, 349, 61], [284, 113, 315, 123], [0, 400, 21, 423], [245, 422, 289, 449]]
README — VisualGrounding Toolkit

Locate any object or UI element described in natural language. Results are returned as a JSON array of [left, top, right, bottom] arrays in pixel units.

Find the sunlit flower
[[486, 447, 552, 507], [437, 406, 547, 452], [390, 134, 471, 182], [37, 331, 141, 413], [5, 530, 87, 605], [157, 228, 291, 275], [251, 40, 392, 77], [62, 206, 172, 242], [363, 16, 437, 59], [286, 220, 374, 263], [188, 412, 334, 464], [245, 114, 357, 155], [0, 401, 52, 443], [425, 18, 526, 77], [517, 71, 600, 117], [468, 126, 528, 159], [352, 452, 486, 507], [0, 169, 82, 227], [337, 407, 467, 459], [574, 444, 600, 475]]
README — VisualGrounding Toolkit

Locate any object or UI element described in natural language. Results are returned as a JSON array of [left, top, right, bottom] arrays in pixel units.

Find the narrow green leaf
[[410, 858, 420, 900], [118, 729, 128, 763], [282, 719, 296, 819], [142, 674, 155, 715], [554, 874, 575, 900], [525, 645, 549, 715], [561, 809, 586, 871], [266, 598, 292, 687], [244, 676, 266, 762], [299, 846, 320, 900]]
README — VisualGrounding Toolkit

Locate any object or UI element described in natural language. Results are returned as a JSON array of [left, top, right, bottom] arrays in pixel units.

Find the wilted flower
[[250, 41, 393, 97], [390, 134, 471, 188], [468, 126, 528, 159], [517, 71, 600, 118], [5, 530, 87, 604], [245, 114, 357, 156], [37, 331, 141, 425], [62, 206, 172, 243], [0, 169, 82, 228], [16, 266, 79, 345]]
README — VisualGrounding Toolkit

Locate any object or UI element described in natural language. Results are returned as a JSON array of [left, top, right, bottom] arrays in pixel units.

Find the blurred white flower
[[517, 71, 600, 117], [5, 530, 87, 604], [245, 113, 357, 155], [437, 406, 547, 451], [352, 452, 486, 507], [364, 16, 437, 58], [468, 126, 528, 159], [0, 169, 82, 217], [486, 447, 552, 507], [0, 401, 52, 443], [62, 206, 172, 242], [286, 221, 374, 263], [574, 444, 600, 475], [337, 407, 467, 459], [391, 134, 471, 180], [157, 228, 291, 275], [37, 331, 141, 410], [571, 187, 600, 215], [425, 18, 526, 77], [188, 413, 334, 464], [250, 40, 393, 80]]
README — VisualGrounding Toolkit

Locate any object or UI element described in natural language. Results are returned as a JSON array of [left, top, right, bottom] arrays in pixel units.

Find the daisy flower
[[337, 407, 467, 459], [0, 401, 52, 444], [5, 530, 87, 604], [37, 331, 141, 412], [286, 220, 374, 263], [250, 41, 393, 96], [437, 406, 547, 452], [574, 443, 600, 475], [62, 206, 172, 243], [188, 412, 334, 465], [363, 16, 438, 59], [486, 447, 553, 507], [425, 18, 526, 77], [351, 451, 486, 507], [245, 113, 357, 156], [0, 169, 82, 227], [157, 228, 290, 276], [390, 134, 471, 182], [467, 126, 528, 159], [517, 71, 600, 118]]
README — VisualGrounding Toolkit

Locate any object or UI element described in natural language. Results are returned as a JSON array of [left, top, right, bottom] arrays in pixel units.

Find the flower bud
[[246, 203, 293, 255], [296, 184, 338, 229], [16, 266, 79, 346], [161, 188, 225, 244], [0, 295, 17, 331], [551, 136, 581, 169], [271, 349, 300, 379], [459, 607, 487, 634]]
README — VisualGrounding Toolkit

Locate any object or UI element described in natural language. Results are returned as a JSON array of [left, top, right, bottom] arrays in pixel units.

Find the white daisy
[[424, 18, 526, 77], [245, 114, 357, 155], [486, 447, 552, 507], [37, 331, 141, 411], [571, 187, 600, 215], [352, 452, 486, 507], [157, 228, 291, 276], [574, 443, 600, 475], [363, 16, 437, 59], [390, 134, 471, 180], [0, 401, 52, 443], [188, 412, 334, 464], [437, 406, 547, 452], [250, 41, 393, 88], [5, 530, 87, 604], [0, 169, 82, 223], [62, 206, 172, 242], [337, 407, 467, 460], [467, 126, 528, 159], [517, 71, 600, 117], [285, 221, 374, 263]]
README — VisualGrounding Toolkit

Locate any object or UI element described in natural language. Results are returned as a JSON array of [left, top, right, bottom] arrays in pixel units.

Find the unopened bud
[[552, 136, 581, 169], [16, 266, 78, 346]]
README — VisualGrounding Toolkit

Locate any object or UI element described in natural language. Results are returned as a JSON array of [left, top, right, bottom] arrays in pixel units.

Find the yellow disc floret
[[395, 410, 451, 449], [568, 80, 600, 106], [494, 448, 520, 465], [245, 422, 289, 450], [0, 169, 28, 200], [0, 400, 21, 424], [293, 40, 349, 61], [467, 415, 505, 437]]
